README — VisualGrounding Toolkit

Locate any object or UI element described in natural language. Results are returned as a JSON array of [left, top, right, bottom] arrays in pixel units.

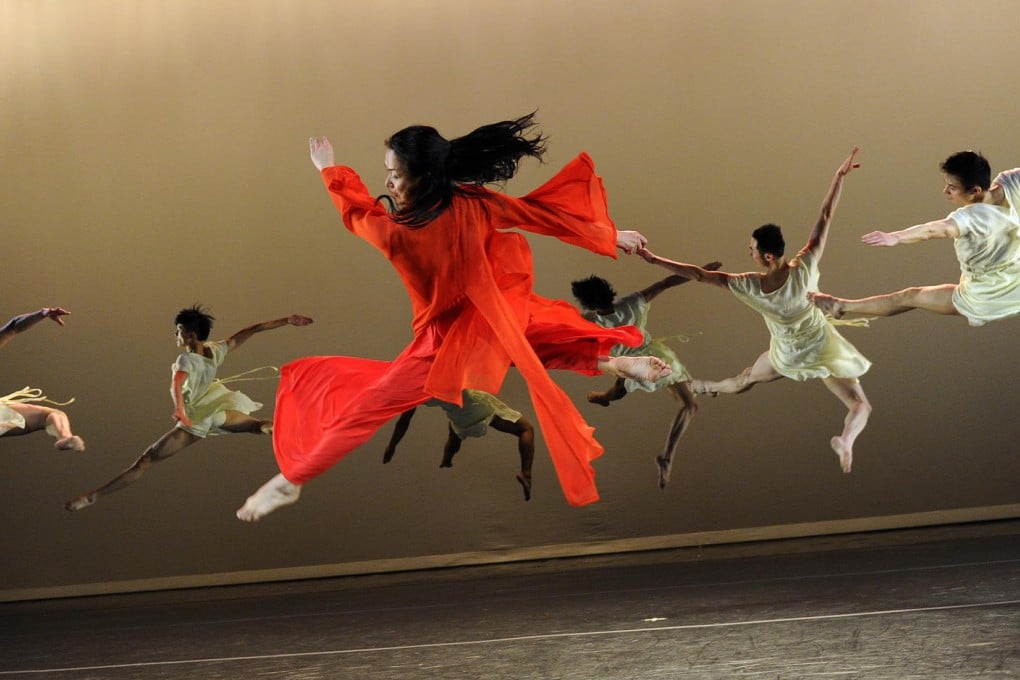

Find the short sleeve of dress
[[993, 168, 1020, 220], [949, 205, 975, 236], [727, 273, 756, 297], [173, 353, 191, 373], [207, 341, 229, 368]]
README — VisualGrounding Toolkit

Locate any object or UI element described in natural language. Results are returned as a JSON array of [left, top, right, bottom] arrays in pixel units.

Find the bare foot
[[830, 436, 853, 473], [601, 356, 671, 383], [516, 473, 532, 501], [655, 455, 672, 490], [808, 292, 845, 319], [690, 379, 717, 397], [54, 435, 86, 452], [260, 422, 273, 435], [236, 473, 302, 522], [587, 391, 612, 407], [65, 493, 96, 511]]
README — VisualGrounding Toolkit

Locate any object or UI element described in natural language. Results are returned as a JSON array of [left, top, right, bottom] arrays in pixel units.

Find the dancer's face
[[384, 149, 416, 209], [943, 173, 980, 206], [174, 324, 186, 348], [748, 239, 768, 267]]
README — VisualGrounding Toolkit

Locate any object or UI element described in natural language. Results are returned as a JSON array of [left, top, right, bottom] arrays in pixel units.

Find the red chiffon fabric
[[273, 154, 640, 506]]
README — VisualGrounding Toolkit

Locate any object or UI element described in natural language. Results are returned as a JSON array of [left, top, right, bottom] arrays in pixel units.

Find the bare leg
[[690, 351, 783, 396], [219, 411, 272, 434], [6, 403, 85, 451], [64, 428, 200, 511], [588, 378, 627, 407], [656, 382, 698, 490], [821, 377, 871, 473], [491, 416, 535, 501], [383, 409, 417, 464], [236, 473, 302, 522], [440, 424, 462, 467], [809, 284, 959, 319], [598, 355, 671, 383]]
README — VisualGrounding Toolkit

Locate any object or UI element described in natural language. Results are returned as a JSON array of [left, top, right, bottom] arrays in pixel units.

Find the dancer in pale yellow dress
[[810, 151, 1020, 326], [382, 389, 535, 500], [65, 306, 312, 511], [639, 148, 871, 473], [0, 307, 84, 451]]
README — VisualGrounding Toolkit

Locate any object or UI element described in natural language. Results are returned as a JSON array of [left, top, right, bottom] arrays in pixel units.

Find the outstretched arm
[[805, 147, 860, 259], [860, 217, 960, 247], [0, 307, 70, 351], [638, 249, 733, 289], [638, 261, 723, 301], [226, 314, 314, 351]]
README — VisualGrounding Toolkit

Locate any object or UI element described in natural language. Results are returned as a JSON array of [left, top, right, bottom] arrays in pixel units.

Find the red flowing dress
[[273, 153, 641, 506]]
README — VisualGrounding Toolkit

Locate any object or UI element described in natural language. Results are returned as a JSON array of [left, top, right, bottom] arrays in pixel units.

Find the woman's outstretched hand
[[309, 137, 335, 171], [616, 230, 648, 255]]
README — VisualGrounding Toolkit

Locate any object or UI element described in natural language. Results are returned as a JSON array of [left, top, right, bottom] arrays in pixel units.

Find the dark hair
[[384, 112, 547, 228], [175, 305, 214, 341], [571, 275, 617, 311], [940, 151, 991, 191], [752, 224, 785, 258]]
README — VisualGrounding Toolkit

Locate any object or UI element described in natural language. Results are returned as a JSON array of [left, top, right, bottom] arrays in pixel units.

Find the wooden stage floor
[[1, 520, 1017, 679]]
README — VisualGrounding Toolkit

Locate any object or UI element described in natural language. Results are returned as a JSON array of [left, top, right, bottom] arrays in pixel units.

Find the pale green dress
[[728, 250, 870, 380], [173, 341, 262, 437], [948, 168, 1020, 326], [428, 389, 522, 439], [583, 292, 691, 392]]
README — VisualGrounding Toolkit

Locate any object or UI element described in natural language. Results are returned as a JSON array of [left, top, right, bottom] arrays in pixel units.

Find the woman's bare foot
[[808, 292, 845, 319], [587, 391, 612, 407], [599, 356, 670, 383], [516, 472, 532, 501], [655, 454, 673, 490], [830, 436, 853, 473], [236, 473, 302, 522], [65, 493, 96, 511], [54, 435, 86, 452]]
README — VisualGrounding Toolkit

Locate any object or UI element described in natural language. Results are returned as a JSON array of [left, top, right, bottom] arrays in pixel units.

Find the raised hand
[[287, 315, 314, 327], [309, 137, 335, 171], [838, 146, 861, 177]]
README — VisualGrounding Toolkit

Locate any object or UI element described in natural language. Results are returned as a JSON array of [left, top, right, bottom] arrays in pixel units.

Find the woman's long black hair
[[384, 112, 547, 228]]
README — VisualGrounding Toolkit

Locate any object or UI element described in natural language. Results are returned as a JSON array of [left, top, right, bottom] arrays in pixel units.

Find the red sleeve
[[320, 166, 395, 256], [485, 154, 619, 258]]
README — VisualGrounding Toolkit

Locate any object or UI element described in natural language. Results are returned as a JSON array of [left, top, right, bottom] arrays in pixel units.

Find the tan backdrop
[[1, 0, 1018, 597]]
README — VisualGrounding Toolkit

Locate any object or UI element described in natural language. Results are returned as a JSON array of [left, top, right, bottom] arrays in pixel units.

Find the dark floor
[[1, 521, 1018, 679]]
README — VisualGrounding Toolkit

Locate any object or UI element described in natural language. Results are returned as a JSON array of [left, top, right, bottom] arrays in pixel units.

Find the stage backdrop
[[2, 0, 1017, 599]]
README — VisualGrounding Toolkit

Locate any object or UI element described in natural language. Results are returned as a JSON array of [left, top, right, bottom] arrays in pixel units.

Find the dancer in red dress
[[237, 113, 669, 521]]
